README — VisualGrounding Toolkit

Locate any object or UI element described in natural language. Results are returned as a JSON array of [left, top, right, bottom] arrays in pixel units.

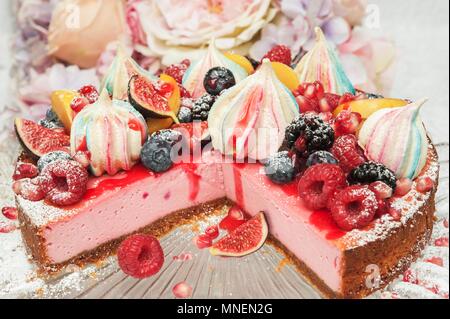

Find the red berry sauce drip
[[233, 165, 245, 208], [309, 210, 346, 241]]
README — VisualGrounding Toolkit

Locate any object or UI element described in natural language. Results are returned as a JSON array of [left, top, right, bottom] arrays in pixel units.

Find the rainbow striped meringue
[[208, 59, 299, 161], [358, 99, 429, 180], [71, 90, 148, 176], [102, 47, 157, 100], [182, 40, 248, 99], [294, 27, 355, 95]]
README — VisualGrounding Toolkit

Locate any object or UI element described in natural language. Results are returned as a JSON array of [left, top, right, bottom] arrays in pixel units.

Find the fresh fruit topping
[[37, 151, 72, 172], [0, 222, 16, 234], [332, 110, 362, 137], [178, 106, 193, 123], [331, 134, 367, 172], [41, 160, 89, 206], [13, 175, 54, 202], [172, 121, 210, 150], [117, 234, 164, 279], [164, 59, 191, 84], [306, 151, 339, 168], [12, 163, 38, 180], [394, 178, 413, 197], [210, 212, 268, 257], [128, 74, 181, 122], [264, 151, 296, 185], [39, 109, 64, 129], [416, 176, 435, 194], [2, 207, 18, 220], [388, 206, 402, 221], [298, 164, 347, 210], [263, 45, 292, 66], [70, 97, 89, 113], [284, 114, 335, 153], [369, 181, 393, 200], [194, 234, 213, 249], [14, 118, 70, 159], [205, 225, 219, 240], [72, 151, 91, 168], [50, 90, 78, 131], [330, 185, 378, 231], [348, 162, 397, 190], [270, 61, 299, 91], [247, 56, 260, 70], [179, 85, 192, 98], [146, 117, 174, 135], [192, 94, 216, 121], [224, 53, 255, 74], [141, 129, 183, 173], [219, 205, 246, 232], [172, 281, 193, 299], [203, 67, 236, 96], [78, 85, 99, 104], [293, 82, 346, 113], [333, 98, 408, 119]]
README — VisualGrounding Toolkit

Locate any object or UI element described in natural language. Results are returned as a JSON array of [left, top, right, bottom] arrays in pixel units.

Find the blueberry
[[264, 151, 296, 185], [39, 109, 64, 129], [141, 130, 183, 173], [203, 67, 236, 96], [306, 151, 338, 168], [178, 106, 193, 123], [37, 151, 72, 172]]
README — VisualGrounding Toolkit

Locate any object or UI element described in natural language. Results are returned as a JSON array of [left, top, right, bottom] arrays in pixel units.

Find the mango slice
[[50, 90, 78, 132], [334, 98, 409, 119], [271, 62, 300, 92], [224, 53, 255, 74], [159, 74, 181, 123]]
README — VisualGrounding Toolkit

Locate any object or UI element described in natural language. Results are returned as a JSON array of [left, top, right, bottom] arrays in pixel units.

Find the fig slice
[[210, 212, 268, 257]]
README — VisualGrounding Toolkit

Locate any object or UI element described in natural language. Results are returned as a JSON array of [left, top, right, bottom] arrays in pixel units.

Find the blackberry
[[141, 130, 183, 173], [284, 114, 334, 153], [192, 94, 216, 121], [178, 106, 193, 123], [37, 151, 72, 172], [39, 109, 64, 129], [203, 67, 236, 96], [264, 151, 295, 185], [306, 151, 338, 168], [348, 162, 397, 190]]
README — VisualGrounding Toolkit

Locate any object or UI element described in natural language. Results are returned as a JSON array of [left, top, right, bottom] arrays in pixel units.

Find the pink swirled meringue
[[182, 40, 248, 99], [358, 99, 429, 180], [208, 59, 299, 161], [71, 90, 148, 177], [294, 27, 355, 95]]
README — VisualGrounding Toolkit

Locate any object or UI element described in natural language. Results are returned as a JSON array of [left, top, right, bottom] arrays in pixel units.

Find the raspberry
[[298, 164, 347, 210], [41, 160, 89, 206], [263, 45, 292, 65], [416, 176, 434, 193], [118, 234, 164, 278], [13, 163, 38, 181], [395, 178, 413, 197], [330, 185, 378, 231], [219, 205, 246, 232], [332, 110, 362, 137], [164, 59, 191, 84], [331, 134, 367, 172], [78, 85, 99, 104], [2, 207, 18, 220], [13, 175, 54, 202]]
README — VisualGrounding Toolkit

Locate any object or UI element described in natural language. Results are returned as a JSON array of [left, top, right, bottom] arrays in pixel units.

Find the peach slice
[[271, 62, 300, 92], [51, 90, 78, 132], [334, 98, 409, 119], [224, 53, 255, 74], [160, 74, 181, 121]]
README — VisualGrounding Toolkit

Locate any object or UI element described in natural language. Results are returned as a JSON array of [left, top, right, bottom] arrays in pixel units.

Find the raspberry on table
[[263, 45, 292, 66], [330, 185, 378, 231], [331, 134, 367, 172], [118, 234, 165, 278], [298, 164, 347, 210]]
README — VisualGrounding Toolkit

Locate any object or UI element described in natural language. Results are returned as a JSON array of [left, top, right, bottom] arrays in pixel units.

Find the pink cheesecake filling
[[221, 163, 344, 293], [44, 161, 226, 264]]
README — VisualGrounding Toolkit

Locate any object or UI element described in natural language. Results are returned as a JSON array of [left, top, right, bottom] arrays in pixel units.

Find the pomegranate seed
[[72, 151, 91, 168], [425, 257, 444, 267], [194, 235, 212, 249], [434, 237, 449, 247], [0, 222, 16, 234], [339, 93, 356, 105], [319, 99, 333, 113], [13, 163, 38, 181], [318, 112, 333, 123], [395, 178, 413, 197], [78, 85, 99, 104], [313, 81, 325, 99], [172, 281, 193, 299], [370, 181, 393, 199], [228, 206, 244, 220], [205, 225, 219, 239], [416, 177, 434, 193], [388, 206, 402, 221], [2, 207, 18, 220], [333, 110, 362, 136], [70, 97, 89, 113], [403, 269, 418, 284]]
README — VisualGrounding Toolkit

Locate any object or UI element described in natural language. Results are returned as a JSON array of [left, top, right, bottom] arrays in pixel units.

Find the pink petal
[[321, 17, 351, 45]]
